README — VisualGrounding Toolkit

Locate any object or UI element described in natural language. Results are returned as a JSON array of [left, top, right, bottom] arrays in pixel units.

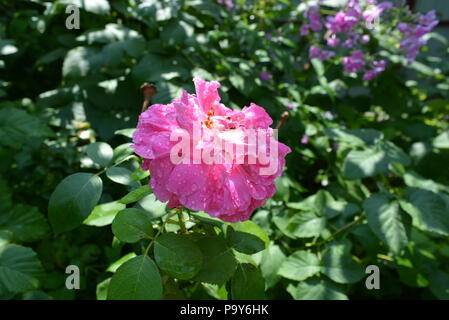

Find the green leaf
[[273, 211, 326, 239], [429, 271, 449, 300], [119, 185, 152, 204], [400, 188, 449, 236], [343, 142, 409, 179], [35, 48, 66, 66], [404, 172, 449, 194], [137, 194, 167, 219], [0, 205, 49, 242], [83, 201, 126, 227], [61, 0, 110, 15], [86, 142, 113, 167], [278, 251, 320, 281], [287, 278, 348, 300], [48, 173, 103, 234], [161, 19, 194, 46], [115, 128, 136, 138], [113, 143, 134, 163], [259, 244, 286, 289], [343, 148, 386, 180], [106, 253, 137, 273], [321, 240, 364, 284], [0, 107, 51, 149], [154, 234, 203, 280], [433, 130, 449, 149], [96, 277, 111, 300], [111, 208, 154, 243], [227, 221, 268, 254], [231, 264, 265, 300], [193, 236, 237, 286], [62, 47, 92, 78], [107, 255, 162, 300], [106, 167, 139, 187], [325, 128, 382, 147], [0, 244, 42, 295], [363, 193, 408, 254]]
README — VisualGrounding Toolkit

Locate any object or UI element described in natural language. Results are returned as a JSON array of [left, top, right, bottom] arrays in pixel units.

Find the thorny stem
[[276, 111, 290, 129], [177, 207, 187, 234], [304, 213, 366, 249], [143, 211, 175, 256], [140, 83, 158, 113]]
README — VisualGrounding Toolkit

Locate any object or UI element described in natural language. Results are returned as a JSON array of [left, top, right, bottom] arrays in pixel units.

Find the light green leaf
[[343, 142, 409, 179], [86, 142, 113, 167], [325, 128, 382, 146], [49, 173, 103, 234], [433, 131, 449, 149], [106, 253, 137, 273], [61, 0, 110, 15], [119, 185, 152, 204], [107, 255, 162, 300], [287, 278, 348, 300], [62, 47, 92, 78], [321, 240, 364, 284], [83, 201, 126, 227], [278, 251, 320, 281], [400, 188, 449, 236], [106, 167, 139, 187], [137, 194, 166, 219], [259, 244, 286, 289], [96, 277, 111, 300], [115, 128, 135, 138], [363, 193, 408, 254], [273, 211, 326, 239]]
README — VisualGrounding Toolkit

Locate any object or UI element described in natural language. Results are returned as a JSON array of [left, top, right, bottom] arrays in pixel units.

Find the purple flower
[[300, 25, 309, 36], [309, 45, 322, 59], [363, 1, 392, 26], [343, 50, 365, 73], [309, 45, 335, 61], [363, 59, 387, 81], [361, 34, 370, 44], [399, 11, 438, 64], [301, 135, 309, 144], [309, 11, 323, 31], [327, 35, 340, 47], [217, 0, 233, 9], [286, 102, 294, 110], [260, 71, 271, 82]]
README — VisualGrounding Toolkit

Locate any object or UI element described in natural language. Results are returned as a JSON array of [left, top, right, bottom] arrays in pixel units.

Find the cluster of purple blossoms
[[301, 0, 438, 81], [217, 0, 233, 10], [398, 10, 439, 64]]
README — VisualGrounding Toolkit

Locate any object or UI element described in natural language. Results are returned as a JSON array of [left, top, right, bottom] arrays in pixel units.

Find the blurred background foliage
[[0, 0, 449, 300]]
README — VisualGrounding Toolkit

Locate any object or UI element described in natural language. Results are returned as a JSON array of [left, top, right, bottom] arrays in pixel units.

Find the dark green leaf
[[107, 255, 162, 300], [48, 173, 103, 234], [112, 208, 154, 243], [154, 233, 203, 280]]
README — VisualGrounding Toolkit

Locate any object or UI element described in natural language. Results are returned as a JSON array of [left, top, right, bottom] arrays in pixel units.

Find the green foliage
[[1, 0, 449, 301]]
